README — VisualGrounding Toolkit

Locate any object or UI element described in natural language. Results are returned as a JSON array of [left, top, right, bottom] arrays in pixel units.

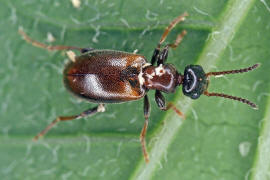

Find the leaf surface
[[0, 0, 269, 179]]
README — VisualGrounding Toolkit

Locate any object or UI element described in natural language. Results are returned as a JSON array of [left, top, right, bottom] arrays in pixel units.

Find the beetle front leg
[[140, 95, 150, 163], [167, 30, 187, 49], [151, 48, 160, 65], [155, 91, 185, 118], [33, 104, 105, 141], [157, 29, 187, 66], [165, 102, 185, 119], [157, 45, 169, 65], [158, 12, 188, 46], [155, 90, 166, 110]]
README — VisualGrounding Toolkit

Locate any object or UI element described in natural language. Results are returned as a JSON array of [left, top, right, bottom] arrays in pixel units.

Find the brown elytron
[[64, 50, 147, 103], [19, 13, 259, 163]]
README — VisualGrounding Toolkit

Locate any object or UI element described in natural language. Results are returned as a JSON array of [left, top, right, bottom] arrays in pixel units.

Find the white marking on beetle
[[71, 0, 81, 8], [132, 63, 138, 68], [138, 71, 145, 85], [184, 69, 197, 93], [212, 74, 224, 78], [133, 49, 138, 54], [146, 73, 153, 79], [66, 51, 76, 62], [155, 64, 165, 76], [142, 63, 151, 68], [97, 104, 105, 112]]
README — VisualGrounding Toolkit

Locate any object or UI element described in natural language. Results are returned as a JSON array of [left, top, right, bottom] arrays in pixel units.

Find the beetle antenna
[[204, 91, 258, 109], [203, 63, 260, 109], [206, 63, 260, 77]]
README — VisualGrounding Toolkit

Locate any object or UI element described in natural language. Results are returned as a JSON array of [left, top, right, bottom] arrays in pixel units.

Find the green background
[[0, 0, 270, 179]]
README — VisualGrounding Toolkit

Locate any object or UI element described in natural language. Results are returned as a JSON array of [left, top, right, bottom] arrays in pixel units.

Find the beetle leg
[[157, 30, 187, 66], [167, 30, 187, 49], [152, 13, 188, 65], [155, 91, 185, 118], [155, 90, 166, 110], [151, 48, 160, 65], [157, 45, 169, 65], [140, 95, 150, 163], [158, 12, 188, 46], [165, 102, 185, 119], [33, 104, 105, 141], [19, 28, 90, 53]]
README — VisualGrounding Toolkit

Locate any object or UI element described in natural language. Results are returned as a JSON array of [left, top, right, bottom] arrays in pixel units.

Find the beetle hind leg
[[33, 104, 105, 141]]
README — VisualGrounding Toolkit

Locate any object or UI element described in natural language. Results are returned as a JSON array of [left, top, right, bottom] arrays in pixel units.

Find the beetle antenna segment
[[158, 12, 188, 47], [206, 63, 260, 77], [204, 91, 258, 109], [18, 29, 83, 51]]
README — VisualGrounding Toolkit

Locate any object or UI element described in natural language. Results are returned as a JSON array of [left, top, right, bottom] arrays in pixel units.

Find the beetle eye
[[182, 65, 208, 99]]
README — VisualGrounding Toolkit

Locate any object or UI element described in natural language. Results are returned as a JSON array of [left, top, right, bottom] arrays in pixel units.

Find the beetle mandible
[[19, 13, 259, 163]]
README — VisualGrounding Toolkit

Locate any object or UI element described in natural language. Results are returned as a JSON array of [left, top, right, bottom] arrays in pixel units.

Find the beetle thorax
[[142, 64, 181, 93]]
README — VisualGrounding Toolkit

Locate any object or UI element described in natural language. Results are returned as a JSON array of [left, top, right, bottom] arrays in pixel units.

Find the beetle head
[[182, 65, 208, 99], [180, 63, 260, 109]]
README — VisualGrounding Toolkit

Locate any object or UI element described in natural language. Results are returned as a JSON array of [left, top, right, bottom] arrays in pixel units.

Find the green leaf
[[0, 0, 269, 179]]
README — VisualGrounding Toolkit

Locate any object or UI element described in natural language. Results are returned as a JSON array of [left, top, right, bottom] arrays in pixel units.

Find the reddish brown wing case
[[64, 50, 147, 103]]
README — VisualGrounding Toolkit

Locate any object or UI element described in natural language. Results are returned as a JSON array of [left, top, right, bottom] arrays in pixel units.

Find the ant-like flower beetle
[[19, 13, 259, 163]]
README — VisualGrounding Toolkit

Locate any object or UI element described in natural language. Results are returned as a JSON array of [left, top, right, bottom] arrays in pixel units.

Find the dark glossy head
[[182, 65, 208, 99], [180, 63, 260, 109]]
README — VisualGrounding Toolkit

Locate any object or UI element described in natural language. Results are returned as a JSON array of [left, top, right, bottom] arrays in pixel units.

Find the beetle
[[19, 13, 259, 163]]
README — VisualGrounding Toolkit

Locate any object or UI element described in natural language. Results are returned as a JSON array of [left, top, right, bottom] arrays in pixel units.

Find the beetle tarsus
[[167, 30, 187, 49], [159, 12, 188, 46], [166, 102, 185, 119], [33, 104, 105, 141]]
